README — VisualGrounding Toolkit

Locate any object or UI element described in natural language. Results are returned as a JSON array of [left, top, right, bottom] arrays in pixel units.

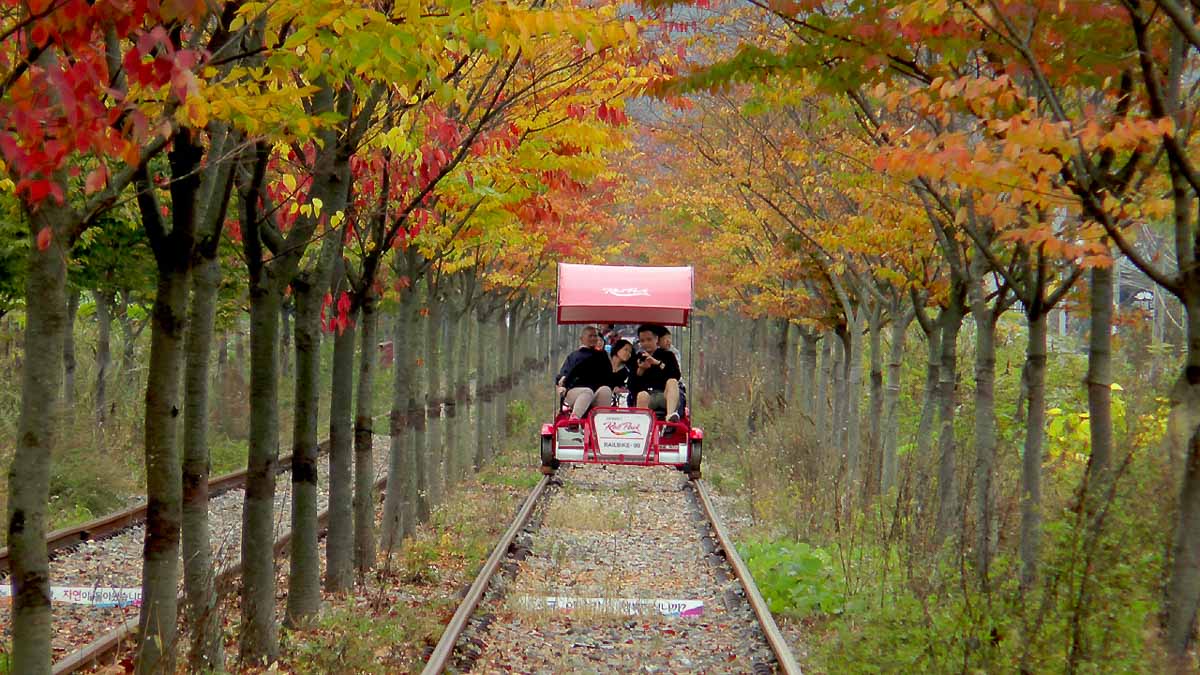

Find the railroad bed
[[0, 434, 392, 666], [433, 463, 799, 673]]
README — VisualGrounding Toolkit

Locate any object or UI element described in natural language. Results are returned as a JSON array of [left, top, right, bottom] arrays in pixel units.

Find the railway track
[[0, 434, 391, 673], [423, 462, 802, 674]]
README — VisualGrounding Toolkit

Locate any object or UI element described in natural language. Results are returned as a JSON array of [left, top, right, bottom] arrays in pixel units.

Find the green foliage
[[286, 600, 444, 674], [209, 435, 248, 476], [505, 398, 532, 435], [48, 435, 140, 528], [737, 539, 843, 617]]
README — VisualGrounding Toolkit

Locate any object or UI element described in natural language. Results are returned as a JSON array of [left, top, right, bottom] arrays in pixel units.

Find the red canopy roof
[[556, 263, 694, 326]]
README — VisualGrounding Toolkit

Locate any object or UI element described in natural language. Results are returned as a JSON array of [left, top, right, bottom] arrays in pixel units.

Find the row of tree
[[1, 0, 658, 672], [624, 0, 1200, 664]]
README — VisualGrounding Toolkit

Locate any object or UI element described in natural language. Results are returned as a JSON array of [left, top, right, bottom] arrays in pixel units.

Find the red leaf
[[36, 227, 52, 251]]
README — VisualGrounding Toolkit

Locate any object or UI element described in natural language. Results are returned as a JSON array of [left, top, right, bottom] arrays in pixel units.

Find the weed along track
[[425, 463, 801, 674]]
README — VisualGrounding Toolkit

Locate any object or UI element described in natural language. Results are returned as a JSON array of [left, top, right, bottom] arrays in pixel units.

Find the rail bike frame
[[541, 263, 703, 475]]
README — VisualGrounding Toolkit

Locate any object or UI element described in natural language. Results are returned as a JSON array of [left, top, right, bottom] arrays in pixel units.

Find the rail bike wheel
[[540, 434, 559, 472], [687, 437, 702, 479]]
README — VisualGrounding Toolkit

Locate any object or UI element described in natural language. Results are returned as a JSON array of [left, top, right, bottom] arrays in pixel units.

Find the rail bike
[[540, 263, 703, 478]]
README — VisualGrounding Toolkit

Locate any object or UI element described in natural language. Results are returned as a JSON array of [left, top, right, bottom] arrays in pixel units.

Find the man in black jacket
[[556, 325, 601, 398], [628, 323, 682, 421]]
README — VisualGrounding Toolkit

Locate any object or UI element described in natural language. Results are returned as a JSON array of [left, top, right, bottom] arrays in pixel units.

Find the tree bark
[[425, 293, 444, 507], [7, 204, 70, 675], [1086, 262, 1115, 494], [94, 290, 114, 425], [816, 333, 832, 448], [285, 275, 329, 624], [181, 122, 234, 672], [881, 307, 913, 496], [135, 129, 202, 674], [774, 317, 790, 411], [799, 329, 818, 421], [181, 252, 223, 671], [240, 281, 281, 662], [118, 289, 144, 388], [1020, 310, 1048, 589], [866, 302, 884, 499], [63, 287, 79, 408], [845, 310, 865, 491], [473, 310, 489, 470], [325, 270, 356, 593], [280, 299, 292, 377], [935, 296, 965, 543], [443, 300, 462, 486], [914, 312, 941, 470], [381, 285, 417, 551], [831, 330, 847, 464], [968, 247, 1002, 583], [353, 294, 378, 573]]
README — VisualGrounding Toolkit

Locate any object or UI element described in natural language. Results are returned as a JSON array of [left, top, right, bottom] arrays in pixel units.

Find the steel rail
[[52, 471, 391, 674], [421, 474, 551, 675], [694, 479, 802, 675], [422, 472, 800, 675], [0, 441, 332, 576]]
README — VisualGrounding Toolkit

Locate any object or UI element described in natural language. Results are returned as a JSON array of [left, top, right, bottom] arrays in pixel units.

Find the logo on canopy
[[601, 287, 650, 297]]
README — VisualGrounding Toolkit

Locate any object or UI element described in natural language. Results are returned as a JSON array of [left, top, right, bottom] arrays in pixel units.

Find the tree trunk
[[774, 317, 790, 411], [474, 312, 489, 470], [239, 283, 282, 664], [866, 303, 884, 499], [915, 318, 941, 469], [1164, 303, 1200, 658], [280, 300, 292, 377], [881, 308, 912, 496], [325, 273, 355, 593], [1020, 310, 1048, 589], [967, 238, 1003, 582], [972, 304, 1000, 584], [816, 334, 831, 448], [846, 311, 865, 491], [7, 206, 70, 675], [64, 287, 79, 408], [181, 253, 222, 671], [443, 303, 462, 486], [1086, 263, 1115, 494], [94, 291, 114, 425], [135, 131, 202, 674], [353, 295, 378, 573], [935, 299, 965, 543], [119, 290, 141, 388], [912, 304, 941, 521], [285, 277, 328, 625], [425, 296, 444, 507], [381, 286, 417, 551], [799, 329, 818, 421], [831, 330, 847, 463], [496, 308, 511, 449]]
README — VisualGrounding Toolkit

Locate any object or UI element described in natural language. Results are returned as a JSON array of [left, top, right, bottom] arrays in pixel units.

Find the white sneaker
[[666, 412, 679, 423]]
